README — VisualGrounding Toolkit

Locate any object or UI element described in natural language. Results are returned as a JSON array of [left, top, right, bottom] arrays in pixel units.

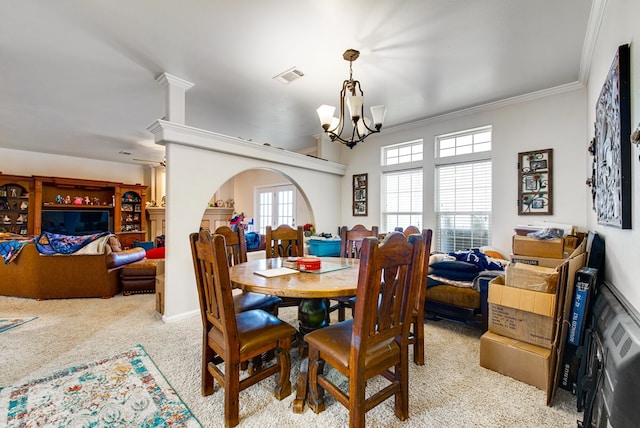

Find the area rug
[[0, 344, 201, 427], [0, 317, 36, 334]]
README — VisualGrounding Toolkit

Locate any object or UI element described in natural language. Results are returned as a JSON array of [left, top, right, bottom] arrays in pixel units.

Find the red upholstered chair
[[304, 232, 425, 427], [189, 230, 296, 427]]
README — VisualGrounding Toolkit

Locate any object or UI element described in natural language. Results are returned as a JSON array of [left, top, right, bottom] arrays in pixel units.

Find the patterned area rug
[[0, 345, 201, 427], [0, 317, 36, 334]]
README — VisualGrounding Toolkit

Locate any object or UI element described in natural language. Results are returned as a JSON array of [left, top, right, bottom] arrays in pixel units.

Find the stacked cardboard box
[[480, 233, 586, 404]]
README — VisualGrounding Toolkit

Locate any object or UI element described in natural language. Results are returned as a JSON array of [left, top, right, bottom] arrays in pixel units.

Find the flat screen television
[[41, 210, 113, 235]]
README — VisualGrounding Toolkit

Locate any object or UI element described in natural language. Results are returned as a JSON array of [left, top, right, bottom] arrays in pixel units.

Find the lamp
[[317, 49, 386, 149]]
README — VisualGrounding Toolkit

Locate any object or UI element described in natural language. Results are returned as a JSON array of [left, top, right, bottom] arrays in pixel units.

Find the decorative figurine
[[56, 195, 63, 204]]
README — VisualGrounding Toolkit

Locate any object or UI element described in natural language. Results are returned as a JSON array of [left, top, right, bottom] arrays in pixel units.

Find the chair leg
[[338, 304, 346, 322], [202, 340, 215, 396], [274, 339, 292, 400], [247, 355, 263, 375], [393, 358, 409, 421], [413, 320, 424, 365], [224, 361, 241, 427], [307, 347, 325, 414], [350, 377, 367, 428]]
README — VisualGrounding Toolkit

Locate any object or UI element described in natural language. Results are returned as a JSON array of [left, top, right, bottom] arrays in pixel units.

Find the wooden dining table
[[229, 256, 359, 413]]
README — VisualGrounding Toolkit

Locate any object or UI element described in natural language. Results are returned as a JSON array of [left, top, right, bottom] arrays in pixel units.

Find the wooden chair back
[[305, 231, 425, 426], [190, 230, 239, 354], [339, 224, 379, 259], [401, 225, 420, 237], [265, 224, 304, 258], [214, 225, 248, 266], [404, 228, 433, 365], [351, 232, 424, 365], [189, 230, 295, 426]]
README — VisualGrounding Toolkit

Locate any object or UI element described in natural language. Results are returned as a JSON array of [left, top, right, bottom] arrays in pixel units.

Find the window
[[437, 126, 491, 158], [382, 140, 423, 166], [382, 169, 423, 232], [256, 185, 296, 234], [435, 126, 492, 252], [381, 140, 423, 232]]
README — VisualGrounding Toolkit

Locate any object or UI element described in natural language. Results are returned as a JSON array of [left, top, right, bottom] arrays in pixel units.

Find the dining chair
[[214, 225, 282, 315], [265, 224, 305, 311], [304, 231, 425, 427], [189, 230, 296, 427], [265, 224, 305, 258], [402, 227, 433, 365], [331, 224, 379, 321]]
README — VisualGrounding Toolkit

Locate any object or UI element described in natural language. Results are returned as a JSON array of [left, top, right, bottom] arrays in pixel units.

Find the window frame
[[380, 139, 424, 233], [434, 126, 492, 252]]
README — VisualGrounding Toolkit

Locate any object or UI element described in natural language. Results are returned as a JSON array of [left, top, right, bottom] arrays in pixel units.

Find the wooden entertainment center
[[0, 174, 147, 248]]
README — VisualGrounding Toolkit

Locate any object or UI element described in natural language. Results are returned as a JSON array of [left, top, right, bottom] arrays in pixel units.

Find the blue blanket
[[448, 248, 504, 271], [0, 234, 36, 264], [35, 231, 112, 255]]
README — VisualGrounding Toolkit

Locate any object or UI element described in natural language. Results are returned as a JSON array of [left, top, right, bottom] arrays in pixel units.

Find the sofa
[[425, 250, 506, 331], [0, 235, 146, 299]]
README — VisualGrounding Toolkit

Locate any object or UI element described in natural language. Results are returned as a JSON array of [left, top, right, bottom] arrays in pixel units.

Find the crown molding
[[579, 0, 607, 84], [155, 72, 194, 91], [385, 81, 586, 133]]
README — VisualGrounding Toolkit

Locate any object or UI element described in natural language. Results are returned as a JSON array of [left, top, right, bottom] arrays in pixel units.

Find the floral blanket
[[35, 231, 112, 255], [0, 233, 36, 265]]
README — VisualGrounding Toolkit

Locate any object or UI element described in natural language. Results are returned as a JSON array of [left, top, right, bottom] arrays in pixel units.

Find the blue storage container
[[308, 239, 341, 257]]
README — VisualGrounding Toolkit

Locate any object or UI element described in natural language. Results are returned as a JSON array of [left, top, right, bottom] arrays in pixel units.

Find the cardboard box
[[488, 276, 557, 348], [505, 263, 559, 293], [480, 331, 552, 392], [510, 236, 586, 268], [510, 254, 566, 268], [512, 235, 564, 258]]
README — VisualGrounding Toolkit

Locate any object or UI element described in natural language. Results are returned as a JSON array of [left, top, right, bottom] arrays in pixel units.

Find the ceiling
[[0, 0, 594, 166]]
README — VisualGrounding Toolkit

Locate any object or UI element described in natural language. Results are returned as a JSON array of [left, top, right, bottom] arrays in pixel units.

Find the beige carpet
[[0, 294, 581, 427]]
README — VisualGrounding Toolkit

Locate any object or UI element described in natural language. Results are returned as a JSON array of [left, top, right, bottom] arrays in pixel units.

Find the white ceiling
[[0, 0, 594, 166]]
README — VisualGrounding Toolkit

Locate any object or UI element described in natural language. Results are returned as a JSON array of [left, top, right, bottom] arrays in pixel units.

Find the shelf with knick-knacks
[[0, 174, 34, 236], [119, 188, 146, 233]]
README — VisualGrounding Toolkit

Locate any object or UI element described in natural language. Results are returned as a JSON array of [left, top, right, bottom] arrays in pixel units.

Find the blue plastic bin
[[309, 239, 341, 256]]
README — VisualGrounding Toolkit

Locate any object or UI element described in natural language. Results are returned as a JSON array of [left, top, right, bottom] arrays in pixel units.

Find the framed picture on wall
[[353, 173, 368, 216], [593, 44, 631, 229], [517, 149, 553, 215]]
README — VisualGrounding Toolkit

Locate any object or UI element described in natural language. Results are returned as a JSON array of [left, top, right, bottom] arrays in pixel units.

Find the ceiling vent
[[273, 67, 304, 84]]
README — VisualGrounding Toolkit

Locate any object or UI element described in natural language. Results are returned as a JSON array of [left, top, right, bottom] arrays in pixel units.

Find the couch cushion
[[107, 247, 146, 269]]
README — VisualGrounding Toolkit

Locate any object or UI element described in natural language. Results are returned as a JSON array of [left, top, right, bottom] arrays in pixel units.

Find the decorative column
[[155, 72, 194, 125]]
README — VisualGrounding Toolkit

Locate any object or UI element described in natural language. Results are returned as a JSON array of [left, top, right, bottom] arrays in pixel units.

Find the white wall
[[586, 0, 640, 312], [0, 148, 146, 184], [232, 169, 314, 231], [340, 87, 588, 258], [150, 121, 345, 320]]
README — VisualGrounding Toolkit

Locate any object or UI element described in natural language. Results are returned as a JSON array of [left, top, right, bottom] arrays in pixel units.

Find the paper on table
[[253, 267, 299, 278]]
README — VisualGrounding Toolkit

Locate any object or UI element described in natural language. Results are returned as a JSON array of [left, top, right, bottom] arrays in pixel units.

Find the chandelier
[[316, 49, 386, 149]]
